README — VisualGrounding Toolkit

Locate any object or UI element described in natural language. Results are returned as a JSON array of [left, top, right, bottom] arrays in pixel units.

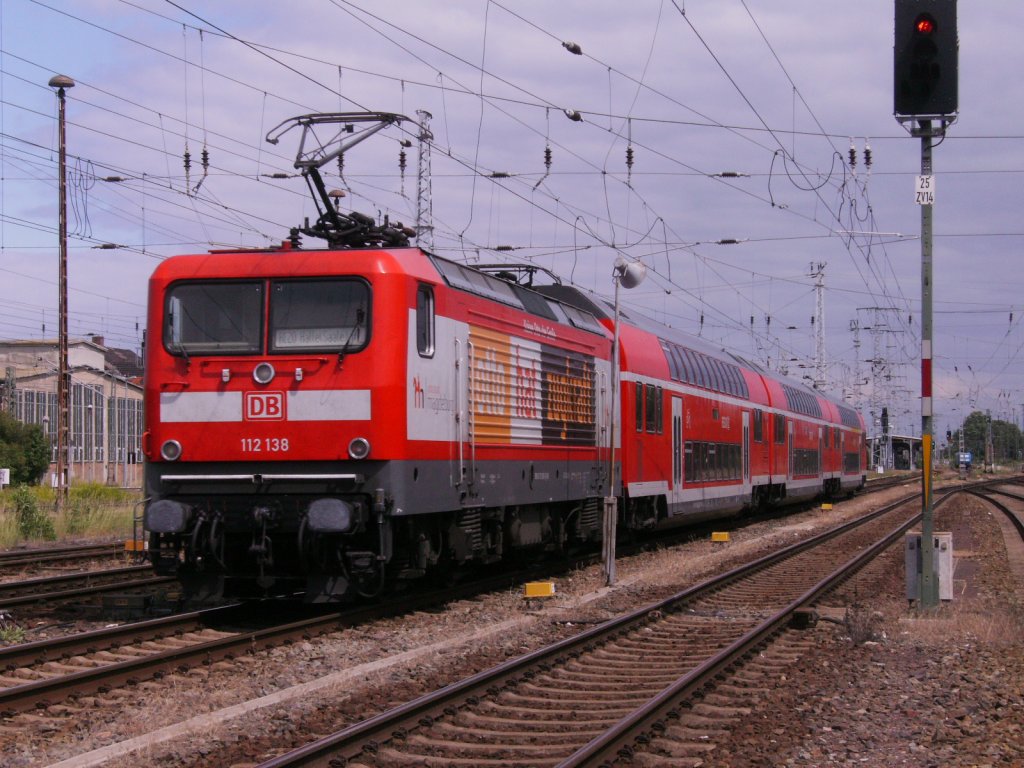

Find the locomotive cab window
[[416, 284, 435, 357], [165, 281, 263, 355], [270, 279, 370, 353]]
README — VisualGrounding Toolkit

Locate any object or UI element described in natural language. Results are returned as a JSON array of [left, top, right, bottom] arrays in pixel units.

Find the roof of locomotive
[[149, 244, 444, 283], [149, 245, 611, 342]]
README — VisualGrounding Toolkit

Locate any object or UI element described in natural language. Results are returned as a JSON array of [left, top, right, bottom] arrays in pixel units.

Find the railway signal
[[894, 0, 959, 610], [894, 0, 958, 117]]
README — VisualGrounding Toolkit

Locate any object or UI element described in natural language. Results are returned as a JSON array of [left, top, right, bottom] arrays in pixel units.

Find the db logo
[[244, 391, 285, 421]]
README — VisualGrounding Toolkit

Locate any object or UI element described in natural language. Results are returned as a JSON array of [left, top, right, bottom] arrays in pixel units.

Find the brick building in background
[[0, 336, 144, 487]]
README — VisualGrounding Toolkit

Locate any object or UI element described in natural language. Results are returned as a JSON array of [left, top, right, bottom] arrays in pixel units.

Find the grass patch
[[0, 612, 26, 645], [0, 483, 140, 547], [896, 602, 1024, 648]]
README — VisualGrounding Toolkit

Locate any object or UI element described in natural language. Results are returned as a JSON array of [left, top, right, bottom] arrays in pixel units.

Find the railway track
[[0, 565, 174, 609], [0, 548, 612, 716], [966, 485, 1024, 542], [0, 475, 945, 721], [255, 489, 953, 768], [0, 477, 1000, 748], [0, 541, 128, 571]]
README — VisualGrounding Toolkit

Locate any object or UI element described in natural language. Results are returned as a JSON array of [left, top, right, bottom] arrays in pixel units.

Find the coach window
[[270, 279, 370, 353], [680, 349, 696, 386], [695, 353, 711, 390], [165, 281, 263, 355], [666, 345, 683, 382], [646, 385, 661, 433], [709, 359, 724, 393], [416, 284, 435, 357], [753, 409, 764, 442], [635, 384, 644, 432], [774, 414, 787, 444]]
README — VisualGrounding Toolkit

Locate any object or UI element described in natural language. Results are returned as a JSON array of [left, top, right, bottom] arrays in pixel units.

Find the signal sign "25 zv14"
[[915, 175, 935, 206]]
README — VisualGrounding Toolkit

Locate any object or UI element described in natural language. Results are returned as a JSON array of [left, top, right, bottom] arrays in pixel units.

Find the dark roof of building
[[104, 346, 144, 380]]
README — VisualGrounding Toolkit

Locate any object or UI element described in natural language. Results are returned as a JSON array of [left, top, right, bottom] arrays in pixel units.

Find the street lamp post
[[603, 257, 646, 586], [49, 74, 74, 513]]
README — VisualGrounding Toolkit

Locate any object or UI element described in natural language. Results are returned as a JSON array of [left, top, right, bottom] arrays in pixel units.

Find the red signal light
[[915, 14, 936, 34]]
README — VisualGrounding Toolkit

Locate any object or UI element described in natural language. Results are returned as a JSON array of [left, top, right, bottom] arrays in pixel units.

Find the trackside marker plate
[[524, 582, 556, 598]]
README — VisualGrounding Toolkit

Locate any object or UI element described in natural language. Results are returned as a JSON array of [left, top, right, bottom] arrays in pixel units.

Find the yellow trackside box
[[124, 539, 148, 552], [821, 503, 834, 511], [711, 532, 730, 543], [524, 581, 556, 598]]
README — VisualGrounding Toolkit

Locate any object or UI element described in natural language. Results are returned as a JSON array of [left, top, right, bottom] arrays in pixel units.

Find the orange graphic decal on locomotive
[[468, 325, 596, 447]]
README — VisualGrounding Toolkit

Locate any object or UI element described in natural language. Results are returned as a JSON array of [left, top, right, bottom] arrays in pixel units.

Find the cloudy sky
[[1, 0, 1021, 440]]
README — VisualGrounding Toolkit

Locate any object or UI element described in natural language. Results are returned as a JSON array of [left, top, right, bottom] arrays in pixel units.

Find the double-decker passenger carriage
[[141, 112, 867, 602], [538, 287, 867, 528]]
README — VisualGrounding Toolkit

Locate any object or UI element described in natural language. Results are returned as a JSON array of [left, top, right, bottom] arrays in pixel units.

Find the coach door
[[670, 396, 683, 510], [788, 419, 795, 482]]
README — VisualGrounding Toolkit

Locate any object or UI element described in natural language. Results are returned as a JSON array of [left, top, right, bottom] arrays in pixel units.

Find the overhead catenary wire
[[2, 1, 1018, 414]]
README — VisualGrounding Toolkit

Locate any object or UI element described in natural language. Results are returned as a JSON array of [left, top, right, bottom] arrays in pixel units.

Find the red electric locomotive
[[140, 112, 866, 601], [143, 244, 617, 600]]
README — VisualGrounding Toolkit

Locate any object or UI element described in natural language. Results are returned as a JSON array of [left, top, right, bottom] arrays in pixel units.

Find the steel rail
[[0, 542, 126, 569], [0, 567, 174, 608], [0, 605, 239, 672]]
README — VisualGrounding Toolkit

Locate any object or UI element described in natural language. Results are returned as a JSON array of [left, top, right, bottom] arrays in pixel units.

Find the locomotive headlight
[[348, 437, 370, 460], [253, 362, 275, 384], [160, 439, 183, 461]]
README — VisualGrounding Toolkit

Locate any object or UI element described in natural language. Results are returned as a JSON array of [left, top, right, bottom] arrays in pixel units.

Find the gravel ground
[[3, 476, 1022, 768], [681, 487, 1024, 768]]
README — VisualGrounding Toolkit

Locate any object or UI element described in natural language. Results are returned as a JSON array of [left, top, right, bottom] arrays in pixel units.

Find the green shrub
[[0, 412, 49, 484], [10, 485, 56, 541], [0, 484, 138, 544], [63, 501, 88, 536], [59, 484, 138, 540]]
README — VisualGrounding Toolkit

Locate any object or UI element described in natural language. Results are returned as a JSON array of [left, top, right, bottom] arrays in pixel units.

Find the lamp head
[[48, 75, 75, 90], [614, 257, 646, 289]]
